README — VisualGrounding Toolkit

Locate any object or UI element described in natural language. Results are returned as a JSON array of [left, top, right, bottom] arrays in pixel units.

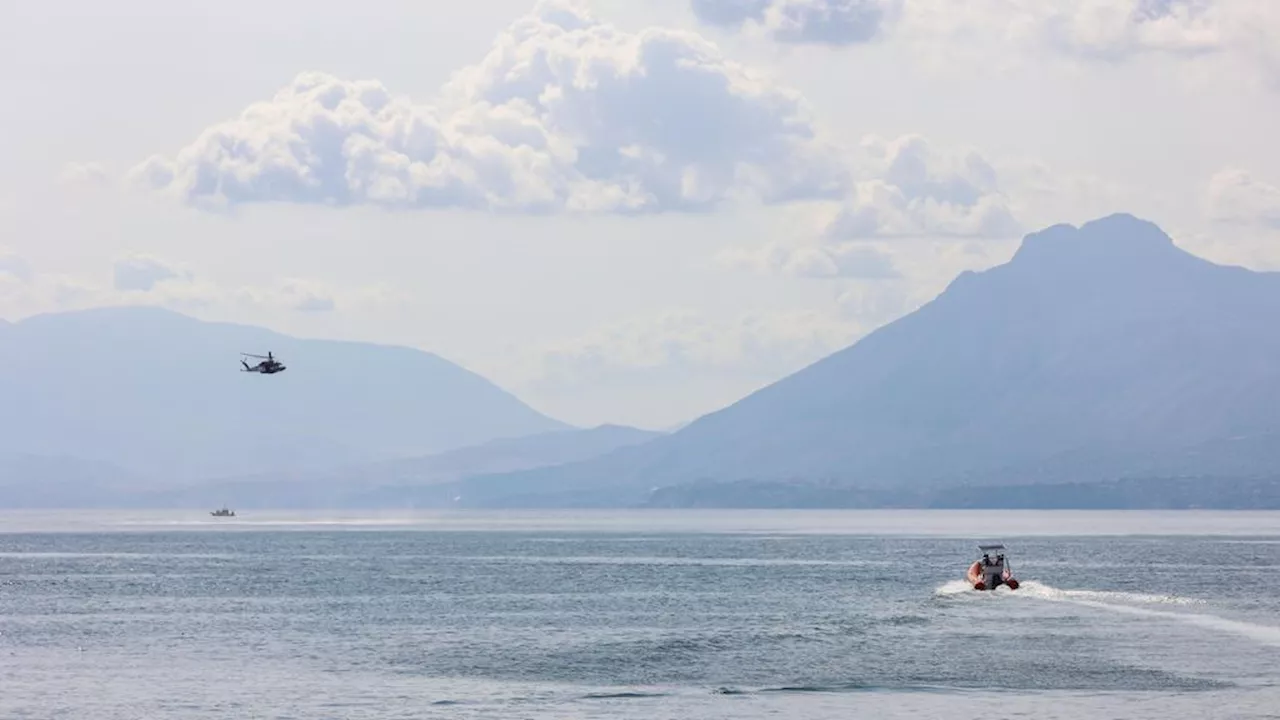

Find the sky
[[3, 0, 1280, 430]]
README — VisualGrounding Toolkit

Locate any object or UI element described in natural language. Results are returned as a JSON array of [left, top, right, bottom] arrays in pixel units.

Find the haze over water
[[3, 510, 1278, 719]]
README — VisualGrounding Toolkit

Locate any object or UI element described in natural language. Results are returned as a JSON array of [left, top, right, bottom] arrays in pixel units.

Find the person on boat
[[981, 553, 991, 566]]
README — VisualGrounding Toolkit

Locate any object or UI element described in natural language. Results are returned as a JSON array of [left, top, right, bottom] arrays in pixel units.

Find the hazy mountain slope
[[363, 424, 665, 485], [455, 213, 1280, 507], [0, 454, 145, 508], [127, 424, 664, 509], [0, 306, 569, 482]]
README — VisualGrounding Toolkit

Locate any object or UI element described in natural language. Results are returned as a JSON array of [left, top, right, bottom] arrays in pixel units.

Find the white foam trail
[[1014, 580, 1203, 606], [1014, 581, 1280, 649], [1090, 603, 1280, 648], [933, 580, 976, 597], [933, 579, 1024, 597]]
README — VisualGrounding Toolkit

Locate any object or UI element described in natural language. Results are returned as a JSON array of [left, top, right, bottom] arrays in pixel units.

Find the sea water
[[1, 510, 1278, 719]]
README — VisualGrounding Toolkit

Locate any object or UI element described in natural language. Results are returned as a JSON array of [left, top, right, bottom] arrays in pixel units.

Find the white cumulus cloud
[[717, 134, 1026, 282], [693, 0, 1229, 57], [131, 0, 847, 214], [1206, 168, 1280, 228], [59, 162, 111, 187], [142, 274, 347, 315], [720, 239, 901, 278], [1030, 0, 1222, 60], [690, 0, 902, 46], [896, 0, 1280, 85], [0, 248, 33, 283], [112, 254, 191, 292], [527, 307, 861, 383], [823, 135, 1023, 240], [0, 253, 405, 320], [261, 279, 339, 313]]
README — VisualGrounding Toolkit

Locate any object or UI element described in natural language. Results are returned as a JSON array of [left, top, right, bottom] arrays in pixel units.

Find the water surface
[[2, 510, 1277, 718]]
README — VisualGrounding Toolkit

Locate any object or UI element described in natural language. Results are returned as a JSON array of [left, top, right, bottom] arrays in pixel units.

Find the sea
[[2, 509, 1278, 719]]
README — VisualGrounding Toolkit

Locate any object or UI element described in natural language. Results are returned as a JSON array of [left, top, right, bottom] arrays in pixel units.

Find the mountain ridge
[[0, 305, 571, 483], [446, 213, 1280, 507], [0, 423, 664, 509]]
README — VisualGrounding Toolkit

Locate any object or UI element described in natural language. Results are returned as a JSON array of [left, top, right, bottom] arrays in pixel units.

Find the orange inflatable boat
[[967, 543, 1019, 590]]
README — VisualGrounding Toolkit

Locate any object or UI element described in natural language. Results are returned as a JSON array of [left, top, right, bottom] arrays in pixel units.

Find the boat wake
[[1018, 581, 1280, 648], [1013, 581, 1202, 606], [933, 579, 1198, 605], [933, 580, 980, 597], [934, 579, 1280, 649]]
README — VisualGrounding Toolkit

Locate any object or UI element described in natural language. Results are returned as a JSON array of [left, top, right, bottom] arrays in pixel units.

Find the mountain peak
[[449, 212, 1280, 508], [939, 214, 1193, 303], [1009, 213, 1182, 270]]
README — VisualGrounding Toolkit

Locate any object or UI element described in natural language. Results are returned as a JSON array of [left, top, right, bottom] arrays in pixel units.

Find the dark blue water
[[2, 510, 1278, 718]]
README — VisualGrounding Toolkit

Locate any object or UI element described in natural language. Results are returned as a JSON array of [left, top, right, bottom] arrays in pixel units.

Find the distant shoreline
[[2, 507, 1279, 538]]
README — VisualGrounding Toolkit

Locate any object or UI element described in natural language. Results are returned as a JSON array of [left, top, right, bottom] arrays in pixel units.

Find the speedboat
[[966, 543, 1019, 590]]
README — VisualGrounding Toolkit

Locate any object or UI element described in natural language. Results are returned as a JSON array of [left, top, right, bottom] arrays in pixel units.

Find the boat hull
[[966, 561, 1018, 591]]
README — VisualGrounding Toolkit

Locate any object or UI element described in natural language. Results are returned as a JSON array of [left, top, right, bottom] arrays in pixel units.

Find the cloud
[[894, 0, 1218, 60], [1206, 168, 1280, 228], [0, 254, 401, 319], [718, 133, 1028, 282], [527, 307, 861, 383], [690, 0, 902, 46], [893, 0, 1280, 88], [835, 281, 928, 326], [131, 0, 848, 214], [823, 135, 1022, 240], [112, 254, 191, 292], [0, 266, 99, 316], [59, 162, 110, 187], [690, 0, 771, 27], [0, 248, 33, 283], [508, 305, 868, 426], [692, 0, 1226, 57], [262, 279, 338, 313], [138, 275, 343, 315], [0, 255, 117, 321], [720, 239, 901, 278], [704, 0, 1272, 89], [1032, 0, 1222, 60], [130, 272, 410, 316], [112, 263, 408, 316]]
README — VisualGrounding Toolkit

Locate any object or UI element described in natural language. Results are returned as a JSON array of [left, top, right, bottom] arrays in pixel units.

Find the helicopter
[[241, 351, 286, 374]]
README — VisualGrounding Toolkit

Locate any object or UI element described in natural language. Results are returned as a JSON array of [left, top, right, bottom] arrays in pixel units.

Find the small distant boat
[[966, 543, 1019, 590], [210, 507, 236, 517]]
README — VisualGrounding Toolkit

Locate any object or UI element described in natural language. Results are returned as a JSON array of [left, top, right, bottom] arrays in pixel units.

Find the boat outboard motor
[[984, 562, 1003, 588]]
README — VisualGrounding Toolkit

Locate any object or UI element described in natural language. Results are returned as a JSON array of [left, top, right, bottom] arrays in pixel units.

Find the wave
[[736, 682, 958, 695], [580, 684, 951, 701], [580, 691, 669, 700], [758, 683, 869, 693]]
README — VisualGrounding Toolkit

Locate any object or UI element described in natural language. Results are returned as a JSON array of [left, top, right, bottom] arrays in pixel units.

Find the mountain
[[0, 454, 144, 508], [0, 306, 568, 484], [454, 213, 1280, 508], [639, 476, 1280, 509], [127, 424, 665, 509]]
